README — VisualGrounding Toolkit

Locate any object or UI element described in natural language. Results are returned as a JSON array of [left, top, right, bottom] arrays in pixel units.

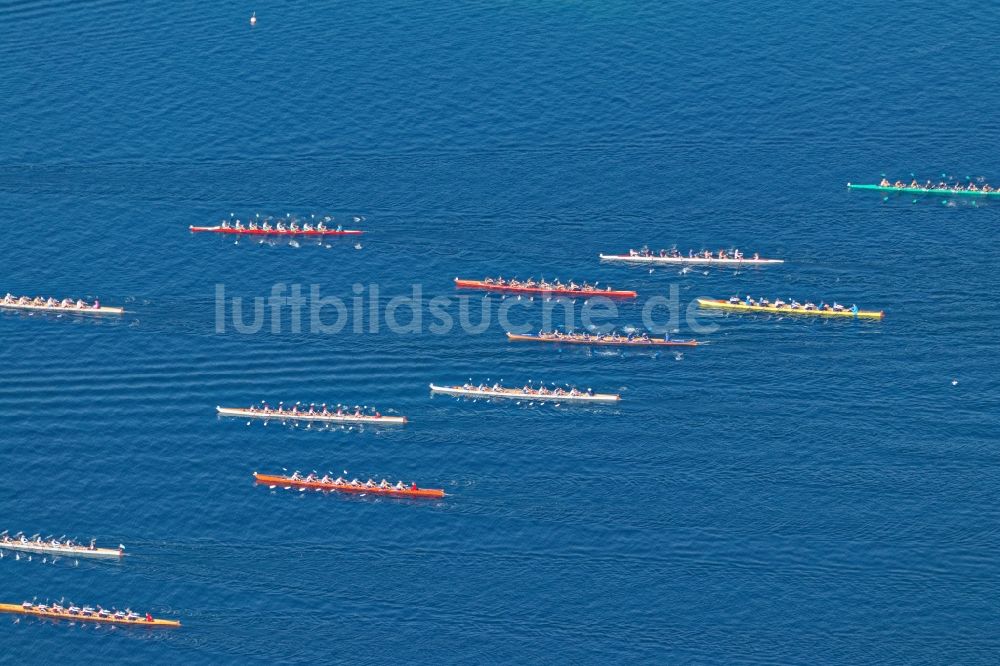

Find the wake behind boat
[[455, 277, 636, 299], [698, 296, 884, 319], [0, 601, 179, 627], [848, 178, 1000, 198], [1, 293, 123, 316], [217, 403, 407, 425], [507, 331, 701, 347], [254, 472, 445, 499], [0, 531, 123, 559], [430, 382, 621, 403], [600, 247, 783, 266]]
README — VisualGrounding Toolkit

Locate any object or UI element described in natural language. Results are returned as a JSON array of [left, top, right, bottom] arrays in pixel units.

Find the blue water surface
[[1, 1, 999, 663]]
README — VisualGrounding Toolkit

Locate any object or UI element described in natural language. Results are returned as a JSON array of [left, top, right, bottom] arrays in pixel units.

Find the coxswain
[[411, 482, 418, 490], [89, 538, 97, 550], [146, 613, 154, 622], [851, 304, 859, 315], [752, 252, 760, 260], [729, 295, 740, 304]]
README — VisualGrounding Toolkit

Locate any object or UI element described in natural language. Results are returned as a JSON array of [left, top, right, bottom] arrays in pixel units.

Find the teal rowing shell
[[848, 183, 1000, 197]]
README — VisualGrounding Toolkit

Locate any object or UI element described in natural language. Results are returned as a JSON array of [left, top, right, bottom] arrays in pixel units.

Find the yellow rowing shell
[[697, 299, 884, 320]]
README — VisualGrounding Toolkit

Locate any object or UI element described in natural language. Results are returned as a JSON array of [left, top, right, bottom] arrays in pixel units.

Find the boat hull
[[429, 383, 620, 402], [216, 406, 407, 425], [254, 473, 444, 499], [847, 183, 1000, 197], [0, 541, 122, 559], [697, 298, 884, 319], [0, 302, 124, 316], [0, 603, 180, 627], [599, 254, 783, 266], [189, 225, 363, 236], [454, 279, 636, 299], [506, 332, 700, 347]]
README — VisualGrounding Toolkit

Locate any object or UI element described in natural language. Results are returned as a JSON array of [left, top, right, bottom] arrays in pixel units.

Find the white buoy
[[250, 11, 257, 26], [952, 379, 958, 386]]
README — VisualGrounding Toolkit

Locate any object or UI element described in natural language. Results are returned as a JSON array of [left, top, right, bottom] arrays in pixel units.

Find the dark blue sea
[[2, 1, 999, 663]]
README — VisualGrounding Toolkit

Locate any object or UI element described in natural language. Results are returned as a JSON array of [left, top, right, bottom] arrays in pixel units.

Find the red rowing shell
[[253, 473, 445, 499], [190, 225, 363, 236], [454, 279, 636, 299]]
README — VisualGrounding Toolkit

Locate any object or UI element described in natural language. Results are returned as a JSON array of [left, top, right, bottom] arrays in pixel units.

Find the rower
[[752, 252, 760, 260], [379, 479, 390, 488], [262, 222, 272, 231], [909, 179, 920, 188], [249, 222, 258, 230], [879, 178, 891, 187], [729, 295, 740, 304], [894, 180, 905, 188], [234, 220, 244, 230], [276, 222, 287, 231], [967, 182, 978, 191], [303, 223, 313, 231], [394, 481, 406, 490], [317, 221, 327, 230], [221, 220, 230, 229]]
